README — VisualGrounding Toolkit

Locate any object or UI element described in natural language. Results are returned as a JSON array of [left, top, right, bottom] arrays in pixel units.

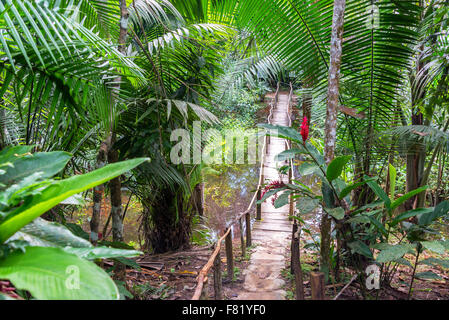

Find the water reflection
[[201, 164, 259, 240]]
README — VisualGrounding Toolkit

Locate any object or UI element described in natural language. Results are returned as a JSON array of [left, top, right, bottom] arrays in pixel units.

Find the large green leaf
[[367, 215, 388, 237], [420, 258, 449, 269], [304, 141, 325, 166], [390, 186, 428, 211], [339, 177, 375, 199], [0, 172, 49, 206], [376, 244, 415, 263], [321, 182, 335, 209], [296, 198, 319, 214], [0, 157, 149, 243], [365, 176, 391, 209], [327, 207, 345, 220], [298, 162, 321, 176], [390, 208, 433, 227], [257, 123, 302, 144], [419, 200, 449, 226], [0, 145, 33, 164], [421, 241, 446, 255], [9, 217, 91, 248], [8, 218, 142, 260], [0, 246, 119, 300], [63, 247, 142, 260], [273, 191, 291, 209], [415, 271, 442, 280], [326, 155, 351, 182], [257, 186, 286, 204], [0, 151, 71, 187], [348, 240, 373, 259], [394, 257, 413, 268], [274, 148, 305, 161]]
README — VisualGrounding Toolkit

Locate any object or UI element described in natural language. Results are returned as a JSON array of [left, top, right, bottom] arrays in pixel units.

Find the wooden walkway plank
[[236, 92, 293, 300]]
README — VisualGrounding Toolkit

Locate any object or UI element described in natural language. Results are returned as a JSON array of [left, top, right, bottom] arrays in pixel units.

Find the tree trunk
[[143, 189, 192, 253], [108, 134, 126, 280], [90, 141, 108, 245], [193, 182, 204, 216], [321, 0, 346, 283], [405, 104, 426, 211], [291, 221, 304, 299], [0, 106, 8, 150], [107, 0, 130, 280], [406, 37, 428, 210]]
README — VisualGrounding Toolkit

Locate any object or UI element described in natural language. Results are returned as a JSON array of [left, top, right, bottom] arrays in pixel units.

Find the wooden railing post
[[288, 166, 293, 221], [256, 188, 262, 220], [265, 136, 269, 154], [245, 212, 251, 247], [225, 228, 234, 281], [311, 272, 325, 300], [239, 217, 246, 257], [213, 247, 223, 300]]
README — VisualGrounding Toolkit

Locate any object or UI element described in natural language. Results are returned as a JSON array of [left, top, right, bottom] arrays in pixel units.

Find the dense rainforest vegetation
[[0, 0, 449, 301]]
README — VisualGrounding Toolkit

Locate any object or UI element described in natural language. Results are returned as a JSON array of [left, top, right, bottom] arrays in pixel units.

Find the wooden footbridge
[[192, 83, 306, 300]]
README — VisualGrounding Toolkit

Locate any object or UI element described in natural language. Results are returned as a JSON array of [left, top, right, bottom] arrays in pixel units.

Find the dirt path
[[237, 92, 293, 299]]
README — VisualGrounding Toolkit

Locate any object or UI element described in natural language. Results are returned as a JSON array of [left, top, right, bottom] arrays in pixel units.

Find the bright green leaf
[[0, 247, 119, 300], [326, 155, 351, 182]]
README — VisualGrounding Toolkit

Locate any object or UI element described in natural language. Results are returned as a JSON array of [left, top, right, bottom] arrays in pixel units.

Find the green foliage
[[326, 155, 352, 182], [131, 283, 172, 300], [0, 151, 149, 243], [419, 201, 449, 226], [347, 240, 373, 259], [268, 122, 449, 293], [0, 147, 147, 299], [375, 244, 415, 263], [223, 266, 241, 281], [0, 246, 119, 300], [0, 149, 71, 187]]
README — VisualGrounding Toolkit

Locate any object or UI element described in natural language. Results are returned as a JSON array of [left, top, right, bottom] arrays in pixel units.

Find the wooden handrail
[[191, 82, 281, 300], [191, 227, 231, 300]]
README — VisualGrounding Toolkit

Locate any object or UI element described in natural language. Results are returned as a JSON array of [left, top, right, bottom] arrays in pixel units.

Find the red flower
[[261, 180, 286, 204], [300, 116, 309, 143]]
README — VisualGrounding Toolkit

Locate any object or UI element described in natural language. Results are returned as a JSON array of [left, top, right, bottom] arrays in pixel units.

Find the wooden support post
[[239, 217, 246, 257], [225, 229, 234, 282], [265, 136, 269, 154], [311, 272, 325, 300], [213, 247, 223, 300], [256, 189, 262, 220], [291, 221, 305, 300], [288, 167, 293, 221], [245, 212, 251, 247]]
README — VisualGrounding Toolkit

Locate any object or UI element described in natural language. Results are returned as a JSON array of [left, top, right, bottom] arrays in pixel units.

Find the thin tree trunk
[[107, 0, 130, 281], [193, 182, 204, 216], [405, 112, 425, 210], [321, 0, 346, 283], [108, 134, 126, 280], [90, 141, 108, 245], [0, 105, 8, 149]]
